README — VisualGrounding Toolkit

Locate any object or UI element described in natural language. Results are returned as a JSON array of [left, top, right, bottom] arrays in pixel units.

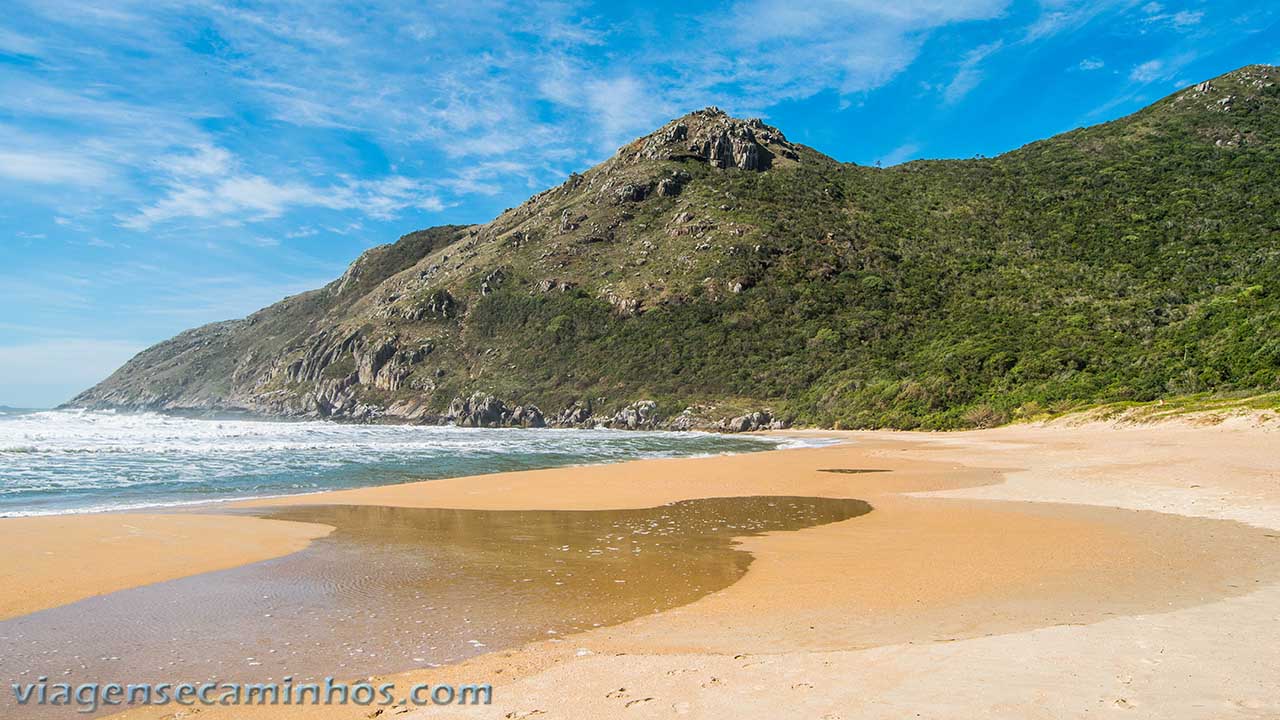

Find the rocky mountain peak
[[620, 107, 800, 172], [1169, 64, 1277, 110]]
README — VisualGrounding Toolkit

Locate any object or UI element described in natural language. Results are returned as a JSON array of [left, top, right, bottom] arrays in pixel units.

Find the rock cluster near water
[[439, 393, 784, 432]]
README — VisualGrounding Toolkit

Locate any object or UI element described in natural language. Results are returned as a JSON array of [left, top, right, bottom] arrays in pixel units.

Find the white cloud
[[438, 160, 537, 197], [1079, 57, 1105, 71], [121, 145, 445, 230], [710, 0, 1010, 101], [2, 0, 1157, 241], [1025, 0, 1129, 41], [1130, 59, 1165, 83], [122, 171, 443, 230], [585, 75, 675, 150], [943, 41, 1004, 104], [1142, 5, 1205, 30], [161, 144, 234, 178], [0, 151, 112, 186]]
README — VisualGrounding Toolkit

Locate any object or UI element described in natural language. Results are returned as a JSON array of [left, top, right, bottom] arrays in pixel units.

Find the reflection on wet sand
[[0, 496, 869, 717]]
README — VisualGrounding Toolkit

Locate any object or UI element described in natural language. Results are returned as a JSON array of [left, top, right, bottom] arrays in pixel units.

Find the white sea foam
[[0, 410, 833, 516]]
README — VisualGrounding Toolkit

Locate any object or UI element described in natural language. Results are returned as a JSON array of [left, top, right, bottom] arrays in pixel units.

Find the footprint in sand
[[625, 697, 655, 708]]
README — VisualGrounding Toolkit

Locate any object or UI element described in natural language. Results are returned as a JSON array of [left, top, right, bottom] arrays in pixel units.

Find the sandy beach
[[0, 513, 330, 621], [3, 414, 1279, 719]]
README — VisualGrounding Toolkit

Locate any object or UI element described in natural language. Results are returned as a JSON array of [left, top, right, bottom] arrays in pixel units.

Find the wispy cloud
[[943, 41, 1005, 104], [1025, 0, 1118, 41], [122, 171, 444, 230], [17, 0, 1220, 238], [1141, 3, 1204, 30], [1130, 59, 1165, 82], [0, 150, 112, 185], [713, 0, 1010, 98], [119, 143, 444, 230]]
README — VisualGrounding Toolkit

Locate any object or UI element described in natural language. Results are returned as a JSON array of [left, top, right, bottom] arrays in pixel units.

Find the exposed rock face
[[628, 107, 799, 172], [719, 411, 787, 433], [614, 182, 650, 203], [269, 329, 434, 417], [609, 400, 660, 430], [550, 401, 595, 428], [448, 393, 509, 428], [655, 170, 691, 196], [537, 279, 577, 293], [509, 405, 546, 428]]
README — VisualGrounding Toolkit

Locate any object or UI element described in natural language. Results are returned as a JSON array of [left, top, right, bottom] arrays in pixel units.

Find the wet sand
[[0, 496, 869, 719], [2, 415, 1279, 718], [0, 514, 329, 620]]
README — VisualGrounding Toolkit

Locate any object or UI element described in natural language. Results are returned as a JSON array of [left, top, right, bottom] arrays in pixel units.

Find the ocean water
[[0, 409, 814, 517]]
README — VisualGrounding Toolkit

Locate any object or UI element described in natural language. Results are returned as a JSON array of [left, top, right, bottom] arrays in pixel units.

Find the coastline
[[3, 414, 1280, 718]]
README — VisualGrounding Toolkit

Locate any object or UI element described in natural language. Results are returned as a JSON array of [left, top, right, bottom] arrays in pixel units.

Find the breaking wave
[[0, 410, 831, 516]]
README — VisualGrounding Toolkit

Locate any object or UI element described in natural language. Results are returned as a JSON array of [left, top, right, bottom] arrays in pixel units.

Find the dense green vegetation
[[74, 66, 1280, 429], [435, 67, 1280, 428]]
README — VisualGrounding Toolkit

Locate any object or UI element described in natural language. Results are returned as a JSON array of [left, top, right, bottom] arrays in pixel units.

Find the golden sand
[[2, 416, 1277, 719], [0, 513, 330, 620]]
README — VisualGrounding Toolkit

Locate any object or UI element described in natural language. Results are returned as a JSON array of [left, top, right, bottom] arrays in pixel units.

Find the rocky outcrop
[[537, 279, 577, 293], [509, 405, 546, 428], [613, 182, 651, 203], [630, 107, 799, 172], [447, 393, 509, 428], [719, 410, 788, 433], [549, 401, 594, 428], [608, 400, 660, 430], [656, 170, 691, 196]]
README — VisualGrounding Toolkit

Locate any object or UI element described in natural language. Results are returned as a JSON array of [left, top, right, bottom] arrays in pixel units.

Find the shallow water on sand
[[0, 496, 869, 717]]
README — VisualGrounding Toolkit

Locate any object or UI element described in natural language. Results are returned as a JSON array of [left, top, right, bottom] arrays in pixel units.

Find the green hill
[[69, 65, 1280, 430]]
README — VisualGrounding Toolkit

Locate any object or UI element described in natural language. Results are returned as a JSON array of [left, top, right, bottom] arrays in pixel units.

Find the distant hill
[[69, 65, 1280, 430]]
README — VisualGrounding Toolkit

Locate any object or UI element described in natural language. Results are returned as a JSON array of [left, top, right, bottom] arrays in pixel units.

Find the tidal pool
[[0, 496, 870, 716]]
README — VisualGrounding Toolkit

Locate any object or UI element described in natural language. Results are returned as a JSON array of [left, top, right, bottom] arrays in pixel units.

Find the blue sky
[[1, 0, 1276, 407]]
